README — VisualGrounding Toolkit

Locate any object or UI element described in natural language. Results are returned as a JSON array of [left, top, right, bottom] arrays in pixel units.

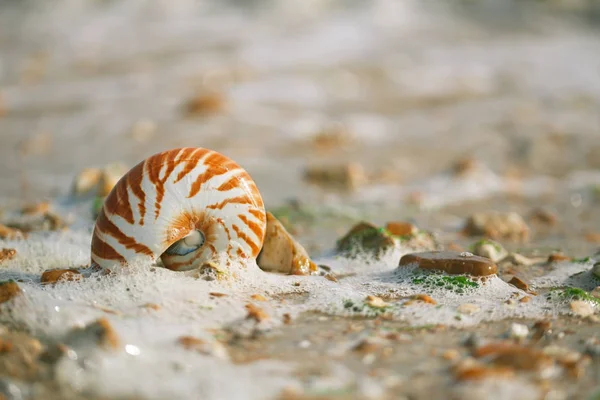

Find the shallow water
[[1, 1, 600, 399]]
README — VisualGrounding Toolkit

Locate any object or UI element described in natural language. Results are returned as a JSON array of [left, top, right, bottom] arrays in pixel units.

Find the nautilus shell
[[90, 148, 266, 271]]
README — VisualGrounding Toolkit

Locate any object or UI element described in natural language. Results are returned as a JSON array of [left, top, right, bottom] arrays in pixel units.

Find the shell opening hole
[[165, 230, 205, 256]]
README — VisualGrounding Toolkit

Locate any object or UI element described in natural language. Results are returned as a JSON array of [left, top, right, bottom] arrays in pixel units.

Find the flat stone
[[257, 212, 317, 275], [399, 251, 497, 276]]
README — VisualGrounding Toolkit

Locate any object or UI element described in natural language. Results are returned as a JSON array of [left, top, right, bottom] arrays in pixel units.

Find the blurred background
[[0, 0, 600, 253]]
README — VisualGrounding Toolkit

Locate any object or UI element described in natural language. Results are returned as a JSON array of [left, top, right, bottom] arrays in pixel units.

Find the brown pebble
[[532, 321, 552, 341], [399, 251, 497, 276], [304, 162, 367, 191], [140, 303, 160, 310], [177, 336, 206, 350], [0, 338, 14, 353], [282, 313, 292, 325], [454, 365, 515, 381], [519, 296, 531, 303], [0, 281, 22, 304], [0, 248, 17, 263], [584, 232, 600, 244], [352, 339, 379, 353], [404, 293, 437, 307], [473, 342, 551, 371], [446, 242, 464, 252], [452, 157, 479, 177], [251, 294, 268, 301], [68, 317, 120, 350], [508, 276, 529, 291], [547, 253, 571, 263], [385, 221, 418, 237], [21, 202, 50, 216], [0, 224, 26, 240], [442, 349, 460, 361], [209, 292, 227, 297], [528, 208, 557, 226], [324, 273, 338, 282], [245, 303, 269, 322], [184, 92, 226, 116], [310, 127, 353, 151], [41, 269, 82, 284]]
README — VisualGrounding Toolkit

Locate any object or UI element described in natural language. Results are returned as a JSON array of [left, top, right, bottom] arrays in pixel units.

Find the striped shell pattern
[[91, 148, 266, 271]]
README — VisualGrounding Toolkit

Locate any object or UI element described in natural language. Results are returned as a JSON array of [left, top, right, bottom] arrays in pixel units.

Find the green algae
[[411, 272, 480, 294], [343, 299, 394, 316], [548, 286, 600, 305]]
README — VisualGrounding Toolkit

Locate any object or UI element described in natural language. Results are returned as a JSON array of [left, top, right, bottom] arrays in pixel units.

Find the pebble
[[336, 222, 396, 259], [257, 212, 317, 275], [508, 276, 530, 292], [20, 201, 49, 216], [590, 286, 600, 299], [310, 127, 353, 151], [501, 253, 536, 266], [454, 365, 515, 381], [473, 342, 552, 371], [592, 262, 600, 279], [508, 323, 529, 340], [71, 167, 102, 196], [352, 338, 379, 353], [408, 294, 437, 305], [457, 303, 481, 315], [547, 253, 571, 263], [585, 232, 600, 244], [463, 211, 530, 242], [0, 248, 16, 263], [365, 295, 388, 309], [0, 332, 44, 381], [471, 239, 507, 262], [451, 157, 479, 177], [66, 317, 120, 351], [250, 294, 268, 301], [304, 162, 367, 191], [528, 207, 557, 226], [0, 224, 25, 240], [442, 349, 461, 361], [384, 221, 418, 237], [0, 281, 22, 304], [177, 336, 228, 359], [399, 251, 497, 276], [40, 269, 82, 284], [245, 303, 269, 322], [569, 300, 594, 318], [97, 163, 128, 197], [184, 92, 227, 117]]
